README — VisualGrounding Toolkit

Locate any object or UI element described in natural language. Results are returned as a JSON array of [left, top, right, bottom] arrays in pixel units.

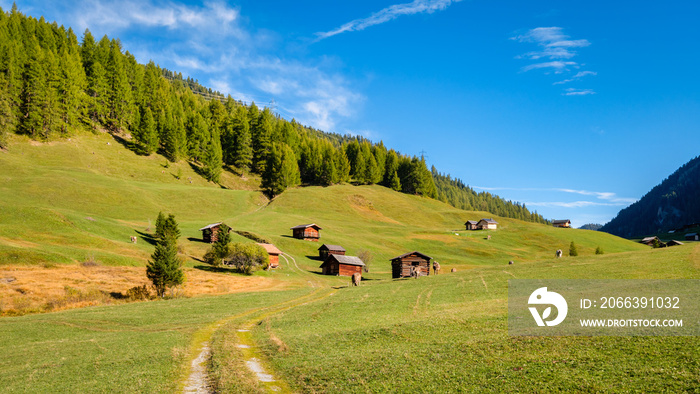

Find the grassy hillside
[[0, 135, 697, 392], [220, 243, 700, 392], [0, 134, 646, 313]]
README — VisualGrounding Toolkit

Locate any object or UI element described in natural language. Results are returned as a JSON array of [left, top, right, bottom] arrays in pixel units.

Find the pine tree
[[19, 40, 47, 138], [155, 211, 166, 238], [0, 75, 14, 148], [186, 112, 208, 162], [57, 42, 87, 133], [319, 147, 338, 185], [146, 236, 184, 297], [106, 39, 131, 131], [261, 143, 300, 198], [336, 149, 351, 183], [229, 106, 252, 170], [204, 223, 231, 266], [569, 241, 578, 257], [201, 129, 223, 183], [252, 107, 274, 173], [138, 106, 158, 154]]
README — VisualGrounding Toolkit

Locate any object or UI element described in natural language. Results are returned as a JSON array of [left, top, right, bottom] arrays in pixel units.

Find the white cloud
[[522, 61, 578, 72], [554, 70, 596, 85], [563, 88, 595, 96], [514, 26, 596, 95], [524, 201, 627, 208], [473, 186, 636, 207], [555, 189, 637, 204], [315, 0, 462, 41]]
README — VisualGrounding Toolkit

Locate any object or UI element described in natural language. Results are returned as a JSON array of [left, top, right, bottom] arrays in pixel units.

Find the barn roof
[[640, 236, 659, 243], [318, 244, 345, 252], [390, 251, 433, 261], [478, 218, 498, 224], [290, 223, 322, 230], [465, 220, 478, 225], [320, 254, 365, 267], [686, 233, 698, 237], [552, 219, 571, 224], [199, 222, 224, 231], [257, 243, 282, 255]]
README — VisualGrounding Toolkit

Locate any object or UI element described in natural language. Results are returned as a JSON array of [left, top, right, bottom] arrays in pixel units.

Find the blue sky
[[6, 0, 700, 227]]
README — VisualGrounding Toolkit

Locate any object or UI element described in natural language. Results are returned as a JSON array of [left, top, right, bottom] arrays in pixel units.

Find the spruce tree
[[261, 143, 300, 198], [229, 106, 252, 170], [20, 40, 47, 138], [569, 241, 578, 257], [155, 211, 166, 239], [201, 130, 223, 183], [146, 236, 184, 297], [252, 107, 273, 173], [138, 106, 158, 154], [0, 75, 16, 148]]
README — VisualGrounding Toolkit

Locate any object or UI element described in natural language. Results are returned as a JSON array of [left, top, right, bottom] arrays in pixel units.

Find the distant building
[[290, 223, 322, 241], [257, 243, 282, 268], [685, 233, 699, 241], [465, 220, 478, 231], [666, 240, 684, 247], [318, 244, 346, 260], [552, 220, 572, 228], [199, 222, 230, 243], [640, 236, 662, 246], [390, 251, 432, 279], [320, 254, 365, 277], [477, 218, 498, 230]]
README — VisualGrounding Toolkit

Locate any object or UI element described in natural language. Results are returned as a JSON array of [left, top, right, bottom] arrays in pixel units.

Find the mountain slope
[[0, 133, 643, 272], [601, 155, 700, 238]]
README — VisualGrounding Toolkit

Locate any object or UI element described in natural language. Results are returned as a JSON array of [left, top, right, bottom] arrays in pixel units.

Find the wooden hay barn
[[257, 243, 282, 268], [552, 219, 572, 228], [320, 254, 365, 277], [318, 244, 346, 259], [390, 251, 432, 279], [465, 220, 478, 231], [685, 233, 699, 241], [640, 236, 662, 246], [199, 222, 230, 243], [477, 218, 498, 230], [666, 240, 684, 247], [290, 223, 322, 241]]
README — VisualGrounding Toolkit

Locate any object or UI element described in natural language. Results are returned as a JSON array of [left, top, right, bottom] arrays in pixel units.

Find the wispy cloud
[[524, 201, 627, 208], [555, 189, 637, 204], [553, 70, 597, 85], [45, 0, 363, 132], [473, 186, 636, 207], [563, 88, 595, 96], [314, 0, 462, 41], [513, 26, 596, 94]]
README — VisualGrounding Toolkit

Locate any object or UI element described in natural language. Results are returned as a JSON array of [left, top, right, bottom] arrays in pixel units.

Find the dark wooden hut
[[390, 251, 432, 279], [465, 220, 478, 231], [685, 233, 699, 241], [199, 222, 230, 243], [257, 243, 282, 268], [318, 244, 346, 259], [320, 254, 365, 277], [290, 223, 322, 241]]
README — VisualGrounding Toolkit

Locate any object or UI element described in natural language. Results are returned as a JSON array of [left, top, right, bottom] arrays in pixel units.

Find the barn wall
[[269, 254, 279, 268], [338, 264, 362, 277]]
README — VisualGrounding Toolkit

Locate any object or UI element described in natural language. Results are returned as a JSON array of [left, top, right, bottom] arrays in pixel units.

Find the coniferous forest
[[0, 5, 547, 223]]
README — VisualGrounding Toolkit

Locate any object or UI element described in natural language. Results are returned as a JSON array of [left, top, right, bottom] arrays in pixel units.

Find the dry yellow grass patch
[[0, 264, 289, 316], [348, 194, 401, 224]]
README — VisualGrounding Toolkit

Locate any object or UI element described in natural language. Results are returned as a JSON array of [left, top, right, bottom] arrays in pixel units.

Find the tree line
[[0, 5, 546, 223]]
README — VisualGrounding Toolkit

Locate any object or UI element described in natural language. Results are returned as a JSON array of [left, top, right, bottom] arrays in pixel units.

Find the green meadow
[[0, 134, 697, 392]]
